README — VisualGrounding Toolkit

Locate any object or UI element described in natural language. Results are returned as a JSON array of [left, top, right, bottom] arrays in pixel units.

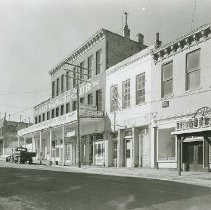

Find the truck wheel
[[29, 158, 33, 164]]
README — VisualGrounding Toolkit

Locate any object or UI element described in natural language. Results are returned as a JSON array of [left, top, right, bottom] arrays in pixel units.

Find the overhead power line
[[0, 89, 50, 96]]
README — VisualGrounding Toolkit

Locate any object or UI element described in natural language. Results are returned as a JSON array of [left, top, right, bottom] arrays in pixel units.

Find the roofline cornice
[[153, 22, 211, 63], [49, 29, 106, 76]]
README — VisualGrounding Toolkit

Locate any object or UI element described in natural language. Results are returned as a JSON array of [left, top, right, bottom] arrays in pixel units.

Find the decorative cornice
[[153, 23, 211, 63], [49, 29, 106, 76]]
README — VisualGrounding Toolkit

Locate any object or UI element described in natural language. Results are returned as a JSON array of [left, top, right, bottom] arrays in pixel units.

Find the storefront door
[[125, 138, 132, 167], [183, 141, 203, 171], [94, 141, 104, 166]]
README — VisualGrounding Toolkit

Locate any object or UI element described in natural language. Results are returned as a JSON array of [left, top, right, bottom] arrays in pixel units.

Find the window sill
[[161, 94, 174, 100], [184, 87, 202, 95]]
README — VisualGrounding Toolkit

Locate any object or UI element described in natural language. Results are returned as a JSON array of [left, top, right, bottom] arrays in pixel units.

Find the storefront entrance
[[183, 141, 203, 171], [125, 138, 132, 167]]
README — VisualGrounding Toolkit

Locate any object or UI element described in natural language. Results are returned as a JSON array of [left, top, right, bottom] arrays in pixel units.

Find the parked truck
[[6, 147, 36, 164]]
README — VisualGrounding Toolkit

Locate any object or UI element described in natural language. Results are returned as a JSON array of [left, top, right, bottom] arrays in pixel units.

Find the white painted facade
[[105, 47, 156, 168]]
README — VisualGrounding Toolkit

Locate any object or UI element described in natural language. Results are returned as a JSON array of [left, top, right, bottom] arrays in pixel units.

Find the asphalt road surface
[[0, 167, 211, 210]]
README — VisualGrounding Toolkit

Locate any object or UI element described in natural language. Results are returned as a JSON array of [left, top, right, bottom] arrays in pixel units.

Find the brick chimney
[[155, 32, 162, 49], [137, 33, 144, 46], [123, 12, 130, 39]]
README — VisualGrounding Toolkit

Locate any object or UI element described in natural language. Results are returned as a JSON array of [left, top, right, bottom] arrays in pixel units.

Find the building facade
[[18, 26, 146, 166], [17, 21, 211, 172], [105, 46, 156, 168], [152, 23, 211, 171], [0, 117, 30, 158]]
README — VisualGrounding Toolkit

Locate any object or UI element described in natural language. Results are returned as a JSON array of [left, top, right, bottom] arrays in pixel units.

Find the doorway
[[183, 141, 203, 171], [125, 138, 132, 167]]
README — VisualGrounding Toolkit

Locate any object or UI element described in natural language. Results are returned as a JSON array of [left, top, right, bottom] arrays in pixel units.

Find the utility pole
[[76, 66, 81, 168], [64, 62, 91, 168]]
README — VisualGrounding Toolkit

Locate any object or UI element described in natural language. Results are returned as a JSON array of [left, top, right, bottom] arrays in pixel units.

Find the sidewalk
[[1, 160, 211, 188]]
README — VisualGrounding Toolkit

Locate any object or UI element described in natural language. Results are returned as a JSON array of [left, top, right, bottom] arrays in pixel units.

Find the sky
[[0, 0, 211, 122]]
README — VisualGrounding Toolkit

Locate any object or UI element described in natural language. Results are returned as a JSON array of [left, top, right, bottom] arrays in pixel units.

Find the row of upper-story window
[[161, 49, 200, 98], [110, 72, 146, 111], [35, 89, 103, 124], [110, 49, 201, 111], [52, 49, 103, 98]]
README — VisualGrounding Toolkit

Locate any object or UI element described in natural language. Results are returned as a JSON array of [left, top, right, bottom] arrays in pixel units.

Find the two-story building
[[105, 43, 158, 168], [152, 23, 211, 171], [18, 21, 146, 166]]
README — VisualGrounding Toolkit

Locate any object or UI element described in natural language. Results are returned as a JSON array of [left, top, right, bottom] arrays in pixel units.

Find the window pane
[[162, 62, 173, 81], [122, 79, 130, 108], [96, 49, 102, 75], [162, 61, 173, 97], [187, 70, 200, 90], [136, 73, 145, 104], [187, 50, 200, 72], [163, 80, 173, 96], [88, 55, 93, 79]]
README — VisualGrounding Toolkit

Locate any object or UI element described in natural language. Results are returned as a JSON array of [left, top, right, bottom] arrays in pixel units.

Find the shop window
[[136, 73, 145, 104], [47, 111, 50, 120], [122, 79, 130, 109], [161, 61, 173, 98], [158, 128, 175, 161], [56, 77, 60, 96], [186, 49, 200, 90], [52, 81, 55, 98], [110, 85, 118, 112], [51, 109, 55, 119], [96, 89, 102, 111], [96, 49, 102, 75], [66, 103, 70, 113], [88, 93, 93, 105], [72, 101, 77, 111], [61, 105, 64, 115], [56, 107, 59, 117], [55, 147, 59, 157], [88, 55, 93, 79]]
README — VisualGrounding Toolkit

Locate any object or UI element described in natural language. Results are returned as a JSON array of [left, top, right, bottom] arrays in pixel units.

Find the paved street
[[0, 164, 211, 210]]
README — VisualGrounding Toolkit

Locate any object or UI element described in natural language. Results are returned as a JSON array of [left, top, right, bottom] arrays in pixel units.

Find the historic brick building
[[18, 19, 147, 166], [0, 117, 30, 158]]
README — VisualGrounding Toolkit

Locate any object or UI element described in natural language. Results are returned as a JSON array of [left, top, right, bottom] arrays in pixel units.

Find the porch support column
[[177, 136, 182, 176], [153, 126, 158, 169], [17, 136, 20, 147], [117, 130, 123, 167], [204, 136, 210, 172], [24, 136, 26, 148], [39, 131, 42, 164], [32, 137, 35, 152], [49, 128, 52, 162], [62, 125, 65, 166], [93, 136, 96, 166]]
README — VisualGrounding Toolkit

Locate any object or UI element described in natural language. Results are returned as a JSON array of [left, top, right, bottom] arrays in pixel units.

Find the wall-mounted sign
[[176, 107, 211, 131], [34, 79, 101, 116], [162, 100, 169, 108]]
